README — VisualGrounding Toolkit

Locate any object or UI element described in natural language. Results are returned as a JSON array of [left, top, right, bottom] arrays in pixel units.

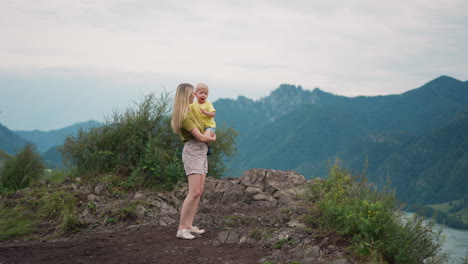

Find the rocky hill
[[0, 169, 356, 264]]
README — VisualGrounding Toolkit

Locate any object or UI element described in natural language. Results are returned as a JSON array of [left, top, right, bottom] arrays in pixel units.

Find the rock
[[309, 245, 321, 257], [87, 194, 99, 201], [135, 205, 146, 218], [159, 201, 177, 215], [218, 231, 239, 244], [253, 193, 268, 201], [238, 169, 267, 190], [220, 182, 245, 205], [287, 219, 306, 228], [75, 177, 82, 182], [134, 191, 145, 199], [225, 232, 240, 244], [94, 183, 105, 195], [159, 216, 176, 227], [218, 231, 229, 244], [245, 186, 262, 197]]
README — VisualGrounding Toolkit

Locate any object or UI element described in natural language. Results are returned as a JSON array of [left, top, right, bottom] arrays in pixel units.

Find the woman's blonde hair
[[171, 83, 194, 134]]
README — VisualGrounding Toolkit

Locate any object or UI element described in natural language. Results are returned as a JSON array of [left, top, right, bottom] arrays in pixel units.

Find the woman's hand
[[190, 128, 216, 143]]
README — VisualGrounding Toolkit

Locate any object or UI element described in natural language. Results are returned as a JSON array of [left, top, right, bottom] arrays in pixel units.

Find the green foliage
[[0, 144, 46, 191], [207, 125, 238, 178], [0, 205, 37, 241], [61, 92, 238, 190], [43, 169, 68, 184], [273, 238, 290, 249], [304, 161, 447, 264], [107, 201, 143, 221], [0, 187, 80, 240], [61, 93, 181, 189]]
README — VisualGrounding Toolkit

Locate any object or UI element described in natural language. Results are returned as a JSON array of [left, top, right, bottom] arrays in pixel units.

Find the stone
[[218, 231, 239, 244], [239, 169, 267, 190], [218, 231, 230, 244], [135, 205, 146, 218], [309, 245, 321, 257], [159, 201, 177, 215], [225, 232, 239, 244], [87, 194, 99, 201], [253, 193, 268, 201], [265, 169, 306, 195], [245, 186, 262, 197], [287, 219, 306, 228], [220, 182, 245, 204], [94, 183, 105, 195], [134, 191, 145, 199]]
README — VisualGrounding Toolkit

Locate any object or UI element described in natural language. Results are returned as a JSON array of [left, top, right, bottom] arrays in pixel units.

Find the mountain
[[375, 109, 468, 204], [14, 120, 102, 153], [214, 76, 468, 205], [42, 145, 63, 168], [0, 123, 28, 155]]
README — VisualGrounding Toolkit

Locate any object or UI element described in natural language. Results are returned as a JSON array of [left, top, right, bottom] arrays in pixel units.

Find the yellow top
[[189, 100, 216, 128], [180, 109, 205, 142]]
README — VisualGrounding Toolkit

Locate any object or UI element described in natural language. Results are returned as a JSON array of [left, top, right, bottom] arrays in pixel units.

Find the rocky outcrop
[[25, 168, 354, 263], [174, 168, 308, 209]]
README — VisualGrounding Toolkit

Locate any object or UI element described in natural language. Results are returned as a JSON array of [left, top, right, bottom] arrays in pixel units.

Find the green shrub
[[304, 161, 447, 264], [0, 144, 46, 191], [206, 125, 238, 178], [61, 92, 237, 190]]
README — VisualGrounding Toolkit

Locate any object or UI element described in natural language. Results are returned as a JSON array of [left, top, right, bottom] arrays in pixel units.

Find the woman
[[171, 83, 216, 240]]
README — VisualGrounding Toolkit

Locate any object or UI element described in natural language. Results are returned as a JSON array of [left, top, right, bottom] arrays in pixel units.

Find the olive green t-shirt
[[180, 109, 205, 142]]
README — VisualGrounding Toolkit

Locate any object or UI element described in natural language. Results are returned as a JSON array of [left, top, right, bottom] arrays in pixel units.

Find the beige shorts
[[182, 139, 208, 176]]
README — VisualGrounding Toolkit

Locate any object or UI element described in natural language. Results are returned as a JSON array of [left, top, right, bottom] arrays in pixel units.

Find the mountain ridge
[[214, 75, 468, 205], [14, 120, 102, 154]]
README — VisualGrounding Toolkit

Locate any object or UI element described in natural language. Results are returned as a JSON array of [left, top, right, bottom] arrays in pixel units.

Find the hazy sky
[[1, 0, 467, 131]]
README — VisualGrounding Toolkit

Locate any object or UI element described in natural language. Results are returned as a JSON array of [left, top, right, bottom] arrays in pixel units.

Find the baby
[[190, 83, 216, 155]]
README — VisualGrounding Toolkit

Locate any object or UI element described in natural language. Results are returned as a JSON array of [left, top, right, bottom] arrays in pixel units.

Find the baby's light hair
[[195, 83, 209, 92]]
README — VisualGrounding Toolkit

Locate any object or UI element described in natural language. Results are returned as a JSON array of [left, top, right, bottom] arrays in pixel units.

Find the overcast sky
[[1, 0, 467, 131]]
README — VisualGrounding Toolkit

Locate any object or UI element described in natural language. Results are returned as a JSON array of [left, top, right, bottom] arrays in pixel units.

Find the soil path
[[0, 226, 266, 264]]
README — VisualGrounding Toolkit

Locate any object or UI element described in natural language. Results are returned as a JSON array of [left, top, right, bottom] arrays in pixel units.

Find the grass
[[0, 186, 81, 241], [303, 161, 448, 264], [0, 206, 38, 241]]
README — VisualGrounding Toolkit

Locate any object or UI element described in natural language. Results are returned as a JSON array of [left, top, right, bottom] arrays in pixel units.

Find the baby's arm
[[199, 108, 215, 117]]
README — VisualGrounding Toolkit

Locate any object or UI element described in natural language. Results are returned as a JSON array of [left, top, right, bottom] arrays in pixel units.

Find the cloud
[[1, 0, 467, 129]]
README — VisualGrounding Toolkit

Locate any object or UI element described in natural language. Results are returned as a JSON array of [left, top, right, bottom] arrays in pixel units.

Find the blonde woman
[[171, 83, 216, 240]]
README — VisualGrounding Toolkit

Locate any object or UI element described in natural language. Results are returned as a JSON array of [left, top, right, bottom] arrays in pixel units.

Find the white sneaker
[[189, 226, 205, 235], [176, 229, 195, 240]]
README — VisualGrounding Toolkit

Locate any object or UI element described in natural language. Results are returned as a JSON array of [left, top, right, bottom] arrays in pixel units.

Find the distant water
[[441, 225, 468, 263], [403, 212, 468, 263]]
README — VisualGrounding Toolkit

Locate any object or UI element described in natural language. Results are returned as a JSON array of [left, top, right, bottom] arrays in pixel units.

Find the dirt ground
[[0, 226, 267, 264]]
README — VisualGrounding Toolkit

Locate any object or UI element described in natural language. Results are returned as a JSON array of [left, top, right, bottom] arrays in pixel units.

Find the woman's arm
[[190, 128, 216, 143]]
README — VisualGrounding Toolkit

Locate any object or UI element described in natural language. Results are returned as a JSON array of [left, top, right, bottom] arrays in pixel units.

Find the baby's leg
[[205, 128, 215, 156]]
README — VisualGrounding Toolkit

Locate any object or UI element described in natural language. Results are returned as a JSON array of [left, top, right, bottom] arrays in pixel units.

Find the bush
[[304, 161, 447, 263], [0, 144, 46, 191], [207, 124, 238, 178], [61, 92, 237, 190]]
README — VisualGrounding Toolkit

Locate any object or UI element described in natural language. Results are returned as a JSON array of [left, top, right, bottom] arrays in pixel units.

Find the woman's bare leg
[[187, 173, 206, 228], [178, 173, 206, 230]]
